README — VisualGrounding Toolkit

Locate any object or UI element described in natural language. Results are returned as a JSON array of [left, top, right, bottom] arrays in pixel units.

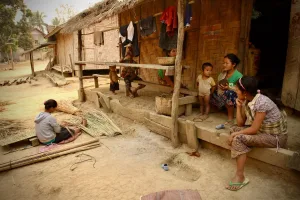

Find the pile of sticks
[[0, 139, 100, 172], [0, 76, 37, 87]]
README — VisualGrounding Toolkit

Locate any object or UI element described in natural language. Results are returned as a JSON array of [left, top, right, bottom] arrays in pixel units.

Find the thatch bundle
[[56, 100, 80, 115]]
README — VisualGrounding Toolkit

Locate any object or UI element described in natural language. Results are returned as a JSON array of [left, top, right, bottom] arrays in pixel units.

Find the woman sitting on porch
[[211, 53, 243, 125], [226, 76, 288, 191]]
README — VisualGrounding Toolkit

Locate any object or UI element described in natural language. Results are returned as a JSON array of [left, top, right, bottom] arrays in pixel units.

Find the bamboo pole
[[0, 143, 100, 172], [170, 0, 185, 147], [0, 139, 99, 168]]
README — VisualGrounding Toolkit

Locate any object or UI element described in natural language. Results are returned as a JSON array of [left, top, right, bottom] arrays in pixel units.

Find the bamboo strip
[[0, 143, 100, 172], [0, 139, 99, 168]]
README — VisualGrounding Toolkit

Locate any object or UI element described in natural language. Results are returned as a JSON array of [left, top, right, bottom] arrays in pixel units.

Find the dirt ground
[[0, 62, 300, 200]]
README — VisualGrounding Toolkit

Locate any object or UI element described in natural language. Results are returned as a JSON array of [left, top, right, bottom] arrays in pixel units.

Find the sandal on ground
[[193, 118, 203, 122], [226, 178, 250, 191], [216, 124, 225, 130], [224, 120, 234, 125]]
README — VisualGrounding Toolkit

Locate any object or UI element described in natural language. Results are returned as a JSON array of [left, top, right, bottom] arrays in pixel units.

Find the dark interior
[[249, 0, 291, 98]]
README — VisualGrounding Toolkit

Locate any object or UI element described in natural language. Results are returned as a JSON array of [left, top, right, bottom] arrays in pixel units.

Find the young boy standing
[[196, 63, 216, 120], [109, 65, 119, 94]]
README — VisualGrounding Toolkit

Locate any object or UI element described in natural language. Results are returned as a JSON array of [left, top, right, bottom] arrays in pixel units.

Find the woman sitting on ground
[[35, 99, 83, 145], [226, 76, 288, 191], [211, 53, 243, 126]]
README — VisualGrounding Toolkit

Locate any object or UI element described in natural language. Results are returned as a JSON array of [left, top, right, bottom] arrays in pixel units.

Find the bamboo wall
[[56, 16, 119, 70], [82, 16, 119, 70], [56, 33, 74, 67], [120, 0, 241, 89]]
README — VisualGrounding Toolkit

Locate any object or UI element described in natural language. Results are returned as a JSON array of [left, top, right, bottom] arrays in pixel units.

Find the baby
[[196, 63, 216, 120], [109, 65, 119, 94], [217, 78, 228, 95]]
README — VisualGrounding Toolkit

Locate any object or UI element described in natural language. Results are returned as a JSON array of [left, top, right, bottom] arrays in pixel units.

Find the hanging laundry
[[119, 21, 140, 58], [94, 31, 104, 46], [139, 16, 157, 37], [184, 1, 192, 27], [159, 23, 178, 51], [160, 6, 178, 37]]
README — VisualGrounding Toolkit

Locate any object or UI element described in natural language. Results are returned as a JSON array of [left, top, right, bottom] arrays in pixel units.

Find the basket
[[155, 94, 185, 116], [157, 57, 175, 65]]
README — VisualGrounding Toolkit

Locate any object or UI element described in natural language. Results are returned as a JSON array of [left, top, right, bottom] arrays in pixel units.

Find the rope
[[69, 153, 96, 171]]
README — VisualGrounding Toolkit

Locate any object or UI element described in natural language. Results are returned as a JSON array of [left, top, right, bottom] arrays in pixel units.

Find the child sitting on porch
[[109, 65, 119, 94], [196, 63, 216, 120]]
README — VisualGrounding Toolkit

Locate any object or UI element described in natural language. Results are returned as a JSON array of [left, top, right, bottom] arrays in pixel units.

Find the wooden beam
[[170, 0, 185, 147], [74, 61, 174, 70], [30, 52, 35, 76], [133, 80, 198, 96], [178, 96, 198, 106]]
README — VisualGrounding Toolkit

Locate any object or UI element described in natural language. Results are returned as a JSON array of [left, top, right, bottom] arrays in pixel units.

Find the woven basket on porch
[[155, 94, 185, 116], [157, 57, 175, 65]]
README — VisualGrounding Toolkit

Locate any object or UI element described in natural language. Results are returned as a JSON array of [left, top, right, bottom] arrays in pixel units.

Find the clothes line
[[80, 1, 195, 35]]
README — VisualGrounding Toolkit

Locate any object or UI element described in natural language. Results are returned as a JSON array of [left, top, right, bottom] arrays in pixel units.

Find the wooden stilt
[[69, 54, 75, 77], [170, 0, 185, 147], [78, 30, 85, 102], [30, 52, 35, 77]]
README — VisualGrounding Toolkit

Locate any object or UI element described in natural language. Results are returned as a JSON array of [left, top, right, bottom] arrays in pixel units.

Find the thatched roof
[[60, 0, 146, 34]]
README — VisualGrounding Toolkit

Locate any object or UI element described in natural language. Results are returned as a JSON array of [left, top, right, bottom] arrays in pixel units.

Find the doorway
[[248, 0, 291, 99]]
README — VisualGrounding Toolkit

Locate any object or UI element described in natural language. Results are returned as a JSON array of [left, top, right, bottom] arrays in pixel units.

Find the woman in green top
[[211, 53, 243, 124]]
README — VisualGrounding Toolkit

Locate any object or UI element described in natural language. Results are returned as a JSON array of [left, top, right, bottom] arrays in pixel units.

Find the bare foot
[[226, 174, 245, 191]]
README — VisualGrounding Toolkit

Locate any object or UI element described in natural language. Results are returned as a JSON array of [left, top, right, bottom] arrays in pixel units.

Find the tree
[[29, 11, 46, 33], [0, 0, 33, 58], [17, 8, 34, 50], [55, 4, 76, 24], [52, 17, 61, 26]]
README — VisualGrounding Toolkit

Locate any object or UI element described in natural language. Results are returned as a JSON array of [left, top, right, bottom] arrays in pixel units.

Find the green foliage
[[51, 17, 61, 26], [0, 0, 34, 56], [29, 11, 46, 33]]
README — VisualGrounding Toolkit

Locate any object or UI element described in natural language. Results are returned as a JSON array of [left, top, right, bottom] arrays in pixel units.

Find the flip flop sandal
[[216, 124, 225, 130], [224, 120, 234, 125], [226, 178, 250, 191], [161, 164, 169, 171], [193, 118, 203, 122]]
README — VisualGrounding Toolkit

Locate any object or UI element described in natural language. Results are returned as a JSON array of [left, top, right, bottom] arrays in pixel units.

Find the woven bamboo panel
[[196, 0, 241, 83], [0, 130, 35, 146]]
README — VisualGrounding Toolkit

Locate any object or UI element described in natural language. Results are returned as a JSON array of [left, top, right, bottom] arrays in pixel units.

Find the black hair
[[202, 62, 213, 71], [236, 76, 258, 96], [44, 99, 57, 110], [224, 53, 240, 68], [237, 76, 284, 109]]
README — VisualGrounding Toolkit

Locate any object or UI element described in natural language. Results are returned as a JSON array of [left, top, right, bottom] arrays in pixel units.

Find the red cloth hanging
[[160, 6, 178, 37]]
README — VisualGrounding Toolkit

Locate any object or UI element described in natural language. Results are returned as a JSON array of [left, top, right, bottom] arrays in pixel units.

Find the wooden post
[[238, 0, 253, 74], [94, 76, 99, 88], [170, 0, 185, 147], [9, 45, 14, 70], [29, 52, 35, 76], [69, 54, 75, 77], [60, 64, 64, 77], [78, 30, 85, 102]]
